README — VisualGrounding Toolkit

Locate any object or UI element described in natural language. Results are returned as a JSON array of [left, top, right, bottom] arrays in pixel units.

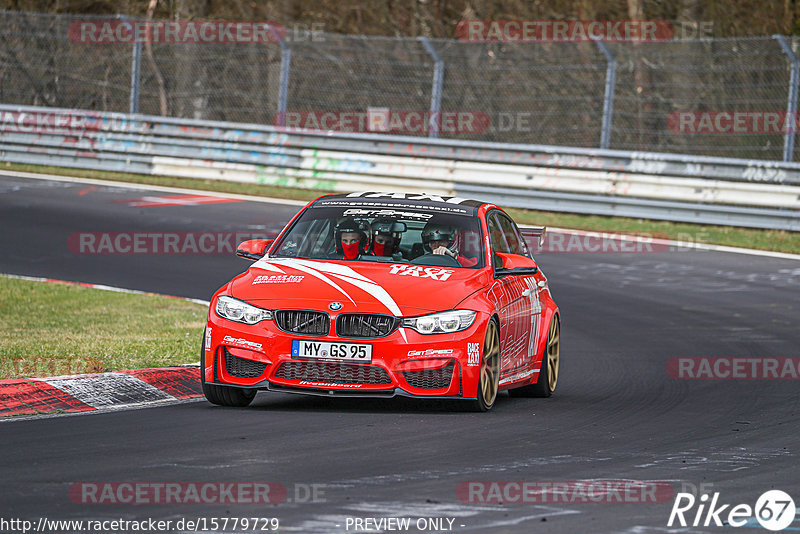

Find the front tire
[[510, 316, 559, 398], [200, 328, 257, 407], [202, 382, 257, 407], [471, 319, 501, 412]]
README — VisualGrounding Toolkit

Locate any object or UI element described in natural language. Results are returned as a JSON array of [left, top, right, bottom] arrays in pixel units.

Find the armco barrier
[[1, 103, 799, 231]]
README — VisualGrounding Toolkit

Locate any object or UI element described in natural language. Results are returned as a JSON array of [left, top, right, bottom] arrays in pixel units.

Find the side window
[[487, 213, 509, 270], [277, 219, 332, 258], [487, 214, 509, 254], [496, 214, 529, 257]]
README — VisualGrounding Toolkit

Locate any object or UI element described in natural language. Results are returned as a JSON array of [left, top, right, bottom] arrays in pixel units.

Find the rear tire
[[470, 319, 501, 412], [509, 316, 559, 398]]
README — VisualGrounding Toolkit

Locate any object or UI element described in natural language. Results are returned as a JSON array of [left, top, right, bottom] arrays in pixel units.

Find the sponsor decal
[[297, 381, 363, 388], [222, 336, 263, 352], [204, 328, 212, 352], [499, 368, 537, 385], [345, 192, 471, 204], [343, 208, 433, 220], [407, 349, 455, 357], [467, 343, 481, 367], [525, 278, 541, 357], [389, 265, 455, 281], [459, 480, 674, 504], [252, 275, 304, 284], [667, 357, 800, 379]]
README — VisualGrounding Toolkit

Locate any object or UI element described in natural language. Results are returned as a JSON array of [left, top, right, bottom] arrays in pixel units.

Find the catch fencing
[[2, 10, 800, 161]]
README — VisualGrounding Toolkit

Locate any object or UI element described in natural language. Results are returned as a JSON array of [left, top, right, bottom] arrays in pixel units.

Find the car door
[[499, 216, 545, 372], [486, 211, 537, 377]]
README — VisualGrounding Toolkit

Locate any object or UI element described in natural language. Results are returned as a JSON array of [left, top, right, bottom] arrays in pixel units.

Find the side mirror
[[495, 252, 538, 276], [236, 239, 273, 261]]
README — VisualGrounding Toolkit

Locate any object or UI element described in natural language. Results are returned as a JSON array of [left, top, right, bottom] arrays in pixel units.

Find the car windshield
[[272, 204, 485, 268]]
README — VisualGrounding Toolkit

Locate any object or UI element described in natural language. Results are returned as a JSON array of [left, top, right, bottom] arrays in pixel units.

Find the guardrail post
[[594, 38, 617, 150], [273, 25, 291, 126], [418, 37, 444, 138], [774, 35, 799, 162], [128, 20, 142, 115]]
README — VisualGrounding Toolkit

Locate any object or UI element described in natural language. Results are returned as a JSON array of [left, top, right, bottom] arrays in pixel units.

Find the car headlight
[[215, 296, 272, 324], [401, 310, 476, 334]]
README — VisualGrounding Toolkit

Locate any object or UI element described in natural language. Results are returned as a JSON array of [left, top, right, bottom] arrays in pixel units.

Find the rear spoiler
[[519, 226, 547, 252]]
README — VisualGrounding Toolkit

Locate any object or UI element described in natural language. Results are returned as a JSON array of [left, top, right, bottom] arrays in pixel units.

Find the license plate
[[291, 340, 372, 362]]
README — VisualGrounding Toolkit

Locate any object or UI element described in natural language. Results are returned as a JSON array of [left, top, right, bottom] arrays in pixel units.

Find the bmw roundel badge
[[329, 302, 343, 311]]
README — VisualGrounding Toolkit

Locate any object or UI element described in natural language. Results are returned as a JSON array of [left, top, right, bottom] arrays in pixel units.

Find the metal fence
[[1, 10, 800, 161]]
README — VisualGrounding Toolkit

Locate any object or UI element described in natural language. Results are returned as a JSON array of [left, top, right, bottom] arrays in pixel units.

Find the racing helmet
[[421, 221, 457, 254], [334, 217, 371, 259], [370, 217, 404, 256]]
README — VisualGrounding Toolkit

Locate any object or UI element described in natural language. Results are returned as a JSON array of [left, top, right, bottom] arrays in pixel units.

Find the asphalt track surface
[[1, 173, 799, 533]]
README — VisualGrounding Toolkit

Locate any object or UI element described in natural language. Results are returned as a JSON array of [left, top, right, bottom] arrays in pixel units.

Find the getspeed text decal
[[223, 336, 264, 352]]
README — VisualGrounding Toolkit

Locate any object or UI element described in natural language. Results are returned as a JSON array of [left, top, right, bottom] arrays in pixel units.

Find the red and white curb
[[0, 366, 203, 418], [1, 273, 209, 418]]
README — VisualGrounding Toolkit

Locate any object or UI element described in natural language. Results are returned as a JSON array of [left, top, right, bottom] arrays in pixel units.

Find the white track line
[[5, 168, 800, 261], [521, 225, 800, 262], [1, 273, 210, 306], [1, 169, 308, 206]]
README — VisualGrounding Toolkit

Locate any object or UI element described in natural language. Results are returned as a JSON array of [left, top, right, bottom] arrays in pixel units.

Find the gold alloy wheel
[[480, 320, 501, 408], [546, 318, 560, 392]]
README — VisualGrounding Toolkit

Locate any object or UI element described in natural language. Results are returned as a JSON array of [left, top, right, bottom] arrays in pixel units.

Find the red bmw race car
[[202, 192, 560, 411]]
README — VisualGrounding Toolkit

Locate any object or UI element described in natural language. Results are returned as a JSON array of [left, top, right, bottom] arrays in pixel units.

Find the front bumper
[[203, 311, 487, 399]]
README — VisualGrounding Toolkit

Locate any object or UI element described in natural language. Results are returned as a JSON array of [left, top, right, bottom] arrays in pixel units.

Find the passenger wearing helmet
[[370, 217, 405, 259], [334, 217, 371, 260], [421, 222, 478, 267]]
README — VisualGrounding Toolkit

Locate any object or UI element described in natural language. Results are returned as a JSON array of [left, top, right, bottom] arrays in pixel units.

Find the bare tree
[[145, 0, 168, 115]]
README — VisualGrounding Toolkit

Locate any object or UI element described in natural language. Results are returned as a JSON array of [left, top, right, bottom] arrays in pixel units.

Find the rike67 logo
[[668, 490, 796, 531]]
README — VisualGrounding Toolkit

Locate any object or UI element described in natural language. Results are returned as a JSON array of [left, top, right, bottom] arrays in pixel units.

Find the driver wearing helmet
[[334, 217, 371, 260], [421, 222, 478, 267], [370, 217, 405, 259]]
